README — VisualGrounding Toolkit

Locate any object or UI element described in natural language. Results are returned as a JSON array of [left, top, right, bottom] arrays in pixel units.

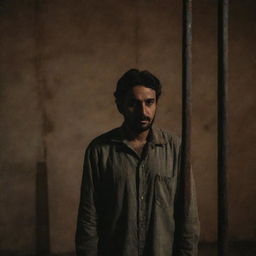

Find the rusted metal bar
[[218, 0, 229, 255], [181, 0, 192, 214]]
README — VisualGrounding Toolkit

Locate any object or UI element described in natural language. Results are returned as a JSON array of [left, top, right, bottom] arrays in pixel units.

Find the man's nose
[[138, 102, 147, 116]]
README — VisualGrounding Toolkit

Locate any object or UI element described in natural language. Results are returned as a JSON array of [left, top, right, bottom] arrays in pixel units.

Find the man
[[76, 69, 200, 256]]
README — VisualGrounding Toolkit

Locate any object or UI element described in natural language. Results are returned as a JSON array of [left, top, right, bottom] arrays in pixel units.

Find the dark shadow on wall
[[36, 161, 50, 256]]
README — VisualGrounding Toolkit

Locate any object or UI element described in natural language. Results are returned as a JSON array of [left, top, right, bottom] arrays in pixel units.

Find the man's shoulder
[[87, 127, 121, 149]]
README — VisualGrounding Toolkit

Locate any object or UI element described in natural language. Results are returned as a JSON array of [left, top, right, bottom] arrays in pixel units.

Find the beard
[[125, 114, 155, 133]]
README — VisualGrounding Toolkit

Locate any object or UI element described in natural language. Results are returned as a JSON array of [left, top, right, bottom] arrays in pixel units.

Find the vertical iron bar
[[181, 0, 192, 214], [218, 0, 229, 255]]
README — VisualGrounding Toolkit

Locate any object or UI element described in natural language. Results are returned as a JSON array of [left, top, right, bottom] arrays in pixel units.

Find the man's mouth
[[138, 116, 150, 121], [138, 119, 150, 124]]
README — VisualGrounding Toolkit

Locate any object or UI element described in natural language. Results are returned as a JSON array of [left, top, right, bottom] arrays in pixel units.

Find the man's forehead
[[126, 85, 156, 99]]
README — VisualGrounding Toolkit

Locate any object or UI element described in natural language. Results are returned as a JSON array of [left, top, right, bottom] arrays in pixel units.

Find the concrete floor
[[1, 242, 256, 256], [198, 242, 256, 256], [53, 242, 256, 256], [57, 243, 256, 256]]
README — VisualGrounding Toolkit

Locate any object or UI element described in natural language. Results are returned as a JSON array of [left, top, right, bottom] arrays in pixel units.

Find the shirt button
[[140, 196, 144, 200]]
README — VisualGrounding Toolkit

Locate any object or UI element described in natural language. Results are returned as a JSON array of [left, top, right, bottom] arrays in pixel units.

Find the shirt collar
[[149, 126, 167, 145], [110, 124, 167, 146]]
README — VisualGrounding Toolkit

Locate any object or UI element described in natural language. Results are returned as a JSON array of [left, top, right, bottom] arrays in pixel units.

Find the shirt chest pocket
[[154, 174, 174, 208]]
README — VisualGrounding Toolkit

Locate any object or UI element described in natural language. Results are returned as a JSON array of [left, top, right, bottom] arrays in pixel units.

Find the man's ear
[[116, 100, 123, 114]]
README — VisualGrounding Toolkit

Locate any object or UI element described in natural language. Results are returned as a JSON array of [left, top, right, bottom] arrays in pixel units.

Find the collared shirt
[[76, 126, 200, 256]]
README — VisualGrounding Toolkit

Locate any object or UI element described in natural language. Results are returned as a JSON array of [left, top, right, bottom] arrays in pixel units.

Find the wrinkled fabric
[[76, 126, 200, 256]]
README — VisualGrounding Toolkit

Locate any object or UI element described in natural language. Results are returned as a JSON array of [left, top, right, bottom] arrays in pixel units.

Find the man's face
[[121, 85, 157, 133]]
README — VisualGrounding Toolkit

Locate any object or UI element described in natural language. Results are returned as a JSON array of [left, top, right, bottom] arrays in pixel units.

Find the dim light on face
[[121, 85, 157, 133]]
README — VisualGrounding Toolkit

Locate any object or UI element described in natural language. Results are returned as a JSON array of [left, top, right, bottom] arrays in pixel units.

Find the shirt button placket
[[138, 161, 146, 256]]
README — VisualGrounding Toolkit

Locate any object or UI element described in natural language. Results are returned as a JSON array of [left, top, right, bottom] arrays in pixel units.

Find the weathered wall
[[0, 0, 255, 254]]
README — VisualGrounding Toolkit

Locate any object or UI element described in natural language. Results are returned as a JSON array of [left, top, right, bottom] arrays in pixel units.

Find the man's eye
[[146, 99, 154, 106], [128, 100, 137, 107]]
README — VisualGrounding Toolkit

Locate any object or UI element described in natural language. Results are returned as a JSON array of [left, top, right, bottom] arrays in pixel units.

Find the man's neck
[[123, 123, 150, 143]]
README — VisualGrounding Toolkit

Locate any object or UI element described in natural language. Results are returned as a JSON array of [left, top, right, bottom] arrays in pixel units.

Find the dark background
[[0, 0, 255, 255]]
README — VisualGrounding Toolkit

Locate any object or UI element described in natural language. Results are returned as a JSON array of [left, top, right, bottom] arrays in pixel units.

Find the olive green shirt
[[76, 126, 200, 256]]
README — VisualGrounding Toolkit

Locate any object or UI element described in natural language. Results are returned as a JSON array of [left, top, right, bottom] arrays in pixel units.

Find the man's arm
[[76, 146, 100, 256], [173, 142, 200, 256]]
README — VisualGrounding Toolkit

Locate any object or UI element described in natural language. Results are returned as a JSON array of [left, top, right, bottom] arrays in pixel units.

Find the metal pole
[[218, 0, 229, 255], [181, 0, 192, 214]]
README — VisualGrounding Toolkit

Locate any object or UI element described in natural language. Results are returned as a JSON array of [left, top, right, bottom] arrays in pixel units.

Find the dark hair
[[114, 69, 162, 103]]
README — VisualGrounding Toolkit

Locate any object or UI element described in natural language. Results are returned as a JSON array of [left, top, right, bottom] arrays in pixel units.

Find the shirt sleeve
[[173, 140, 200, 256], [75, 145, 100, 256]]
